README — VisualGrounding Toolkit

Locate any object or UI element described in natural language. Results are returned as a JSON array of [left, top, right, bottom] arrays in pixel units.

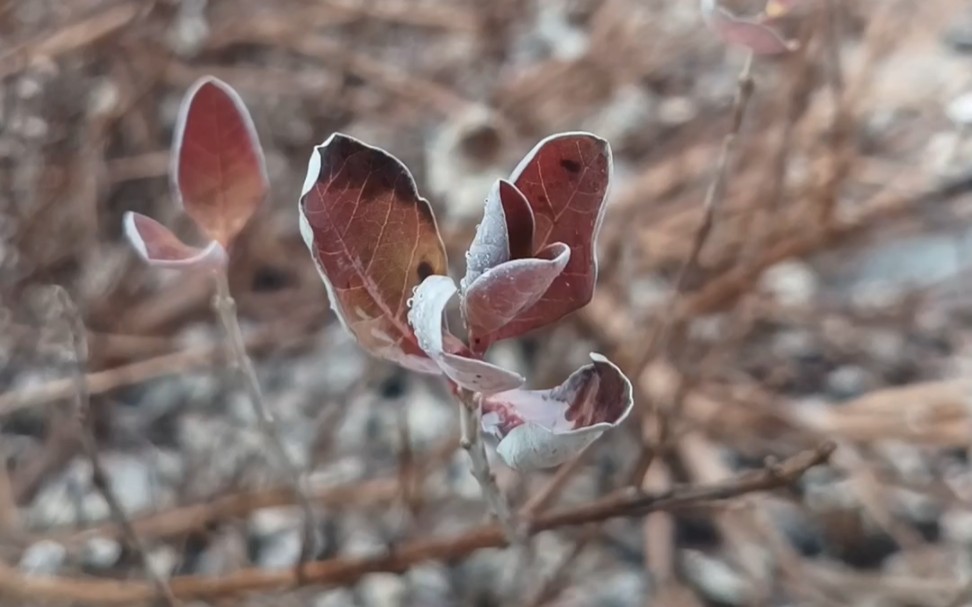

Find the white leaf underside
[[481, 353, 634, 470], [408, 274, 524, 393]]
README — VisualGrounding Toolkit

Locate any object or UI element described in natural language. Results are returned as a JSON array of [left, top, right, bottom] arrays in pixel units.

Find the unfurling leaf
[[701, 0, 797, 54], [172, 77, 268, 247], [408, 275, 525, 394], [461, 180, 531, 291], [462, 133, 611, 352], [463, 242, 570, 338], [299, 133, 450, 374], [481, 353, 633, 470], [123, 212, 226, 269]]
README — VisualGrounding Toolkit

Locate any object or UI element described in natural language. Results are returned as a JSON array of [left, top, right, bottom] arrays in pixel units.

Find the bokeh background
[[4, 0, 972, 605]]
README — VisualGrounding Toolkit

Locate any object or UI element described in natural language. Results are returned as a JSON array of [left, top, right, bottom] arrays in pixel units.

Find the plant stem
[[0, 442, 835, 605], [211, 272, 317, 567], [55, 287, 179, 607], [665, 51, 755, 346], [634, 50, 757, 435], [456, 388, 519, 542]]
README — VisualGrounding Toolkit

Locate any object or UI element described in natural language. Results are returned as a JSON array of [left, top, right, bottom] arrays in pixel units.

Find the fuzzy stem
[[456, 388, 519, 542], [211, 272, 318, 568]]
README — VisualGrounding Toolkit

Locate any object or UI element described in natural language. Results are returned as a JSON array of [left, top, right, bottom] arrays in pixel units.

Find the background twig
[[0, 441, 833, 605], [55, 287, 179, 607]]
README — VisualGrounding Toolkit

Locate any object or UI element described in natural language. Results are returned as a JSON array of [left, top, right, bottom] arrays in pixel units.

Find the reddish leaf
[[481, 353, 633, 470], [463, 242, 569, 338], [299, 133, 449, 374], [460, 178, 565, 352], [172, 77, 268, 247], [408, 275, 525, 393], [701, 0, 797, 54], [123, 212, 226, 269], [467, 132, 611, 349]]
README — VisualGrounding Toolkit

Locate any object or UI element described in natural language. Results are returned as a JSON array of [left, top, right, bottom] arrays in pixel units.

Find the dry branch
[[36, 438, 460, 550], [0, 316, 313, 417], [55, 288, 178, 606], [44, 478, 398, 547], [0, 3, 142, 79], [0, 442, 833, 605]]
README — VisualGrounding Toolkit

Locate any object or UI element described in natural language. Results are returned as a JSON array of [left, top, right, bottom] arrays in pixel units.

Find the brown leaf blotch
[[560, 157, 582, 174], [417, 260, 434, 280]]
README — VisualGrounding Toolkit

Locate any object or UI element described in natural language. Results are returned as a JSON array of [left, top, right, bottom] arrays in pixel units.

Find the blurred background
[[4, 0, 972, 605]]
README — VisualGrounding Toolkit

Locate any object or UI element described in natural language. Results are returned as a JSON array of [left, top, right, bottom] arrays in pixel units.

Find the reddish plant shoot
[[300, 132, 633, 470], [123, 77, 318, 561], [701, 0, 798, 54], [124, 77, 267, 269], [461, 133, 612, 353]]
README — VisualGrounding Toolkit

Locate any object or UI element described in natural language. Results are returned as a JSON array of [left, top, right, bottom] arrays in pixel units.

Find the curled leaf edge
[[408, 274, 526, 393], [123, 211, 227, 270]]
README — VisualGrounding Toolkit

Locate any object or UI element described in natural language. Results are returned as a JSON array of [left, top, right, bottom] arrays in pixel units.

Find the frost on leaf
[[408, 275, 525, 394], [461, 181, 569, 341], [461, 132, 611, 352], [701, 0, 798, 54], [463, 242, 569, 339], [481, 353, 633, 470], [299, 133, 450, 374], [123, 212, 226, 269], [172, 76, 269, 247]]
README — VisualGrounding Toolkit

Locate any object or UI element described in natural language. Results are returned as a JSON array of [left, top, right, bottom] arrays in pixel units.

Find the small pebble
[[19, 540, 66, 575], [681, 549, 752, 605], [81, 537, 121, 570], [760, 260, 819, 308]]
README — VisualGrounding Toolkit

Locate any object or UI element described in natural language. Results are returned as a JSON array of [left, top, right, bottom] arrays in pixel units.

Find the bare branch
[[636, 50, 757, 375], [0, 441, 834, 605], [54, 287, 178, 607]]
